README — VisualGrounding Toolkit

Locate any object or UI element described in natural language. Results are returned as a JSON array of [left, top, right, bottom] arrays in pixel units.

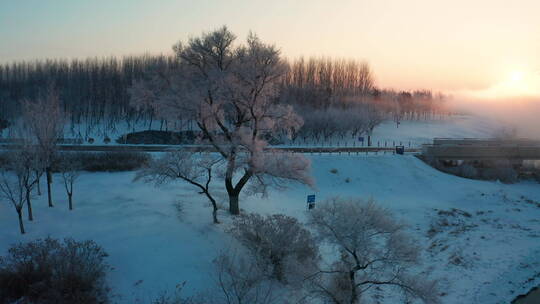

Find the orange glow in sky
[[1, 0, 539, 97]]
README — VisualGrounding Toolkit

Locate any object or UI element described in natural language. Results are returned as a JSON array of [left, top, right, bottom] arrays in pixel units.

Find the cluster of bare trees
[[0, 55, 177, 138], [293, 103, 384, 145], [281, 57, 375, 109], [0, 89, 82, 234], [277, 58, 448, 142]]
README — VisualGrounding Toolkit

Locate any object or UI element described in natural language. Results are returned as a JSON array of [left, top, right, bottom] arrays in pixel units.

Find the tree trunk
[[46, 168, 53, 207], [212, 206, 219, 224], [148, 113, 153, 130], [36, 171, 42, 195], [26, 189, 33, 221], [349, 270, 358, 304], [68, 193, 73, 210], [17, 209, 25, 234], [229, 194, 240, 215], [206, 195, 219, 224]]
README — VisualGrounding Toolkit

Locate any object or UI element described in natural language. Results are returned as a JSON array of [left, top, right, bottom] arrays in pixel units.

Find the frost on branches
[[130, 26, 314, 215]]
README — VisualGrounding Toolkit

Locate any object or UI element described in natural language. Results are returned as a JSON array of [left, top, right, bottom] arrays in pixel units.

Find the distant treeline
[[0, 55, 176, 127], [0, 55, 447, 133]]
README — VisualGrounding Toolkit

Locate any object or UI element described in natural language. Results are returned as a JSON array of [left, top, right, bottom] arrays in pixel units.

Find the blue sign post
[[307, 194, 316, 210]]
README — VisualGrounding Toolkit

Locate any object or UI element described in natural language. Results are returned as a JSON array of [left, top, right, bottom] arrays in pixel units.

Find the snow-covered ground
[[1, 154, 539, 303], [1, 115, 538, 303]]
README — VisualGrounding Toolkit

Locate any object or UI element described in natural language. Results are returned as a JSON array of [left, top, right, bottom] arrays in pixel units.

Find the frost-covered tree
[[135, 151, 222, 223], [212, 252, 284, 304], [230, 213, 319, 283], [22, 86, 64, 208], [307, 197, 439, 304], [132, 27, 314, 215]]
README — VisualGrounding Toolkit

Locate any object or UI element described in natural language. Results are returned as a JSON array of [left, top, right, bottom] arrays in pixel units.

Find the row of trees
[[0, 41, 448, 139], [0, 55, 176, 138]]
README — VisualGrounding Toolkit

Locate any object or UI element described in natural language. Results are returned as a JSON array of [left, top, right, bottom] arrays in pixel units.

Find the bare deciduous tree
[[58, 154, 82, 210], [307, 197, 439, 304], [0, 132, 40, 222], [135, 151, 222, 223], [19, 149, 40, 221], [0, 163, 28, 234], [22, 86, 64, 208]]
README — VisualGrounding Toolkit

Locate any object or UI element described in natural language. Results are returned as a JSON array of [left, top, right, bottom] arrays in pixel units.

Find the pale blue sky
[[1, 0, 539, 92]]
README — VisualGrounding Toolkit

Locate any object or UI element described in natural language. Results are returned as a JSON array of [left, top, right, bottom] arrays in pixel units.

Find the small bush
[[173, 200, 185, 221], [458, 164, 478, 179], [0, 237, 111, 304], [55, 151, 150, 172], [329, 168, 338, 174], [481, 167, 518, 183], [150, 282, 201, 304], [230, 213, 319, 283], [211, 253, 284, 304]]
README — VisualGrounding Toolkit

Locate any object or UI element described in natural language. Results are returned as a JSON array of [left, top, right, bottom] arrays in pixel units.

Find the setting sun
[[470, 69, 540, 99], [509, 70, 525, 83]]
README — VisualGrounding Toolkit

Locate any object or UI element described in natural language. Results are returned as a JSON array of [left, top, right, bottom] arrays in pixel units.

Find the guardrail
[[0, 144, 421, 154]]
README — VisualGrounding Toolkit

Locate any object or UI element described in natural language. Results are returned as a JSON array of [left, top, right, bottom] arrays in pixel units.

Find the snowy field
[[1, 115, 539, 303], [1, 154, 539, 303]]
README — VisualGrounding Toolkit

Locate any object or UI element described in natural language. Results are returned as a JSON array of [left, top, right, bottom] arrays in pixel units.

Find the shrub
[[55, 151, 150, 172], [329, 168, 338, 174], [481, 167, 518, 183], [230, 213, 319, 283], [457, 164, 478, 179], [150, 282, 202, 304], [116, 130, 199, 145], [211, 253, 284, 304], [0, 237, 111, 304], [173, 200, 185, 221]]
